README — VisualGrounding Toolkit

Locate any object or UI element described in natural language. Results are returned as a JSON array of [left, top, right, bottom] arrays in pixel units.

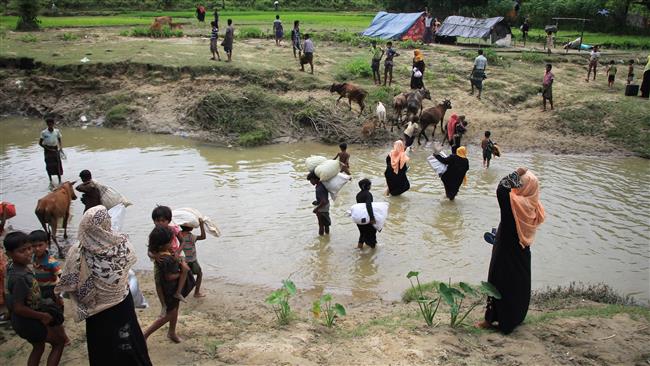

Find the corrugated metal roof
[[436, 16, 506, 39]]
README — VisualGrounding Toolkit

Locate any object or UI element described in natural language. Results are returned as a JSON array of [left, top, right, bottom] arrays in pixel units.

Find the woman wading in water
[[384, 140, 410, 196], [478, 168, 545, 334]]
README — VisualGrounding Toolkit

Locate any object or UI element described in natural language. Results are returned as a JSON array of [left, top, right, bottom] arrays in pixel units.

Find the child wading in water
[[333, 142, 351, 175], [144, 226, 188, 343], [308, 172, 330, 236], [481, 130, 495, 168], [606, 60, 617, 89], [4, 232, 66, 366], [150, 206, 189, 315], [542, 63, 554, 111], [179, 220, 206, 298], [383, 41, 399, 86]]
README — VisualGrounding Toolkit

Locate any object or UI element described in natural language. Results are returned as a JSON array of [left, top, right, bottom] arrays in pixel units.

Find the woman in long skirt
[[478, 168, 545, 334], [384, 140, 410, 196], [640, 55, 650, 99], [356, 178, 377, 249]]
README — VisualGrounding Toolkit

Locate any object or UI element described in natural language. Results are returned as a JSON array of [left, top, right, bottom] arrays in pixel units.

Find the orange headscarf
[[446, 113, 459, 142], [510, 171, 546, 248], [456, 146, 468, 186], [389, 140, 409, 174], [414, 49, 424, 62]]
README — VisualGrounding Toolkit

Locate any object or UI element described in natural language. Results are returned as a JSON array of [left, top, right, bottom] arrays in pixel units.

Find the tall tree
[[16, 0, 39, 31]]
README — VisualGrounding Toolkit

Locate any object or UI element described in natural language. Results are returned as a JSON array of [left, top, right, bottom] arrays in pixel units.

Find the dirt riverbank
[[0, 273, 649, 365]]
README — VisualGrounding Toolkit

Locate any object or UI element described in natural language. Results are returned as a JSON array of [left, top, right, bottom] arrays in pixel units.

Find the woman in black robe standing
[[433, 145, 469, 200], [356, 178, 377, 249], [410, 49, 425, 89], [384, 140, 410, 196], [478, 168, 545, 334]]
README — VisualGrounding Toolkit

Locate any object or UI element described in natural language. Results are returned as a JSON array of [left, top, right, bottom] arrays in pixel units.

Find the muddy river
[[1, 117, 649, 302]]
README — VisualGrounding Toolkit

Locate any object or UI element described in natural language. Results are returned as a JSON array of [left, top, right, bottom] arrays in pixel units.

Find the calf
[[35, 181, 77, 257], [330, 83, 368, 116], [375, 102, 387, 130]]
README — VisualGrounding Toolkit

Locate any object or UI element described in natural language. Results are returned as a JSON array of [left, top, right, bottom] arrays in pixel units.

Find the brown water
[[2, 117, 649, 302]]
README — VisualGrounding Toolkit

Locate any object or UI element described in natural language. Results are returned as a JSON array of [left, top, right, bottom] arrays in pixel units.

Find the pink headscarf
[[389, 140, 409, 174], [510, 171, 546, 248], [446, 113, 459, 142]]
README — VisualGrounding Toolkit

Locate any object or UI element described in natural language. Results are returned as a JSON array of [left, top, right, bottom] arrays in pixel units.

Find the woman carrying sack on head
[[56, 206, 152, 366]]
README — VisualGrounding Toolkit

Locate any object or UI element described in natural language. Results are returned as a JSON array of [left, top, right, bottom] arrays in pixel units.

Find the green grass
[[555, 99, 650, 157], [105, 104, 135, 126], [525, 304, 650, 325], [127, 26, 183, 38], [402, 280, 442, 303], [526, 29, 650, 49], [335, 57, 372, 81]]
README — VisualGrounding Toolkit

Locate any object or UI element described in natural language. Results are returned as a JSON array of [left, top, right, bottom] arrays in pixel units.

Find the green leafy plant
[[311, 294, 346, 327], [438, 281, 501, 328], [128, 26, 183, 38], [265, 279, 296, 325], [239, 27, 264, 38], [406, 271, 441, 326], [60, 32, 79, 41], [19, 34, 38, 42]]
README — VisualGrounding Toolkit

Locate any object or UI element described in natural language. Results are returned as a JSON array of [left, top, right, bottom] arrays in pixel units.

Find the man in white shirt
[[39, 118, 63, 185], [470, 49, 488, 100], [424, 12, 433, 44], [586, 45, 600, 82], [300, 34, 315, 74]]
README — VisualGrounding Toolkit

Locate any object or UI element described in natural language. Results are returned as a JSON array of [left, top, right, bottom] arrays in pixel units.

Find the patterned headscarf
[[56, 205, 137, 322]]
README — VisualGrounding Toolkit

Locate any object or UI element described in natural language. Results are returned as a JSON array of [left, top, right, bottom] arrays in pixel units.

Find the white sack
[[349, 201, 389, 231], [322, 173, 351, 201], [172, 207, 221, 237], [96, 181, 132, 210], [427, 152, 448, 176], [315, 159, 340, 181], [305, 155, 328, 172], [128, 270, 148, 309], [108, 203, 127, 232]]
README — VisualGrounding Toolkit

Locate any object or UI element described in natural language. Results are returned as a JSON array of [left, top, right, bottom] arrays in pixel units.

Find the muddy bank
[[0, 273, 648, 365]]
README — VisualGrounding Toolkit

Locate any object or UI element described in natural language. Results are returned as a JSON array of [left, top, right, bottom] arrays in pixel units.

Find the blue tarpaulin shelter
[[361, 11, 425, 40]]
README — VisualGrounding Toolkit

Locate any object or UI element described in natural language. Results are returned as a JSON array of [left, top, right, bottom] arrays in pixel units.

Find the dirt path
[[1, 273, 648, 365]]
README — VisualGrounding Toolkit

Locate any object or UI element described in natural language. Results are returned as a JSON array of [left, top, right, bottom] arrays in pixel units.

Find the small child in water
[[481, 131, 495, 168], [333, 142, 351, 175]]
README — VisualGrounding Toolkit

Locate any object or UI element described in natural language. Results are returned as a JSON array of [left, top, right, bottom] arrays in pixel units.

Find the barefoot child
[[144, 226, 187, 343], [5, 232, 66, 366], [627, 59, 635, 85], [151, 206, 188, 314], [383, 41, 399, 87], [481, 131, 495, 168], [333, 142, 351, 175], [403, 119, 419, 151], [179, 220, 206, 298], [308, 172, 330, 236], [209, 21, 221, 61], [606, 60, 617, 88], [300, 34, 314, 74], [291, 20, 301, 58], [370, 40, 384, 85], [222, 19, 234, 62], [542, 63, 554, 111]]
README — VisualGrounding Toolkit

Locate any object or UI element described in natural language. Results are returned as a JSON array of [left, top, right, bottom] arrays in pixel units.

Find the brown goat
[[417, 99, 452, 145], [392, 92, 408, 130], [35, 181, 77, 257], [330, 83, 367, 116], [361, 118, 377, 138]]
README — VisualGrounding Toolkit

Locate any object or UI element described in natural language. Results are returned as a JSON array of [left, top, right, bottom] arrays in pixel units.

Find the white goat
[[375, 102, 387, 129]]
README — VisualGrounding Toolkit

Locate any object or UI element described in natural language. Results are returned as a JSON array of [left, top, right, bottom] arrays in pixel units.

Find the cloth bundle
[[172, 207, 221, 237], [427, 152, 448, 176], [349, 201, 389, 231], [95, 182, 132, 210]]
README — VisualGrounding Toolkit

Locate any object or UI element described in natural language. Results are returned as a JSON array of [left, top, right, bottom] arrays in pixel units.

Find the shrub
[[520, 51, 546, 64], [438, 281, 501, 328], [265, 280, 296, 325], [105, 104, 135, 126], [406, 271, 441, 326], [60, 32, 79, 41], [16, 0, 40, 31], [20, 34, 38, 42], [399, 39, 422, 49], [312, 294, 346, 327], [128, 26, 183, 38], [335, 57, 371, 81], [239, 27, 264, 38], [238, 129, 271, 146]]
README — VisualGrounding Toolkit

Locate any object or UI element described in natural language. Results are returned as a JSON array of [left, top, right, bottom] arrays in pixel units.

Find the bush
[[520, 52, 547, 64], [335, 57, 372, 81], [19, 34, 38, 42], [239, 27, 265, 38], [105, 104, 135, 126], [128, 26, 183, 38], [16, 0, 40, 31], [60, 32, 79, 41], [399, 39, 423, 49], [532, 282, 637, 308], [238, 129, 271, 146]]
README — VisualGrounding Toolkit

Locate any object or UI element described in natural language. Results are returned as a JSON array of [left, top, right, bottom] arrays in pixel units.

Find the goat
[[392, 92, 408, 131], [417, 99, 452, 145], [405, 88, 432, 123], [330, 83, 367, 116], [375, 102, 387, 129], [361, 118, 377, 138]]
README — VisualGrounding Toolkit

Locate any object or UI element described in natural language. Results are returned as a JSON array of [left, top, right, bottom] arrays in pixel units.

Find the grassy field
[[524, 28, 650, 49]]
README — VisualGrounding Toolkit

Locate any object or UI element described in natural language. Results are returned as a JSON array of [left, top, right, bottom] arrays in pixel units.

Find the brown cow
[[330, 83, 367, 116], [35, 181, 77, 257]]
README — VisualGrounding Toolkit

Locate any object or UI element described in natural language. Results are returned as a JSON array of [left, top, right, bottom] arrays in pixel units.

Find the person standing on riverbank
[[542, 63, 554, 111], [308, 172, 330, 236], [586, 46, 600, 82], [470, 49, 487, 100], [39, 118, 63, 187], [477, 168, 545, 334], [301, 34, 314, 74], [196, 4, 206, 23], [520, 18, 530, 46], [410, 49, 425, 90], [370, 40, 384, 85], [222, 19, 234, 62], [209, 21, 221, 61], [383, 41, 399, 87], [606, 60, 617, 89]]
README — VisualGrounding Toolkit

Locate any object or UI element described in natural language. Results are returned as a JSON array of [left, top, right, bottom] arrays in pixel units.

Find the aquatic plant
[[438, 280, 501, 328], [406, 271, 441, 326], [311, 293, 346, 327], [265, 279, 296, 325]]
